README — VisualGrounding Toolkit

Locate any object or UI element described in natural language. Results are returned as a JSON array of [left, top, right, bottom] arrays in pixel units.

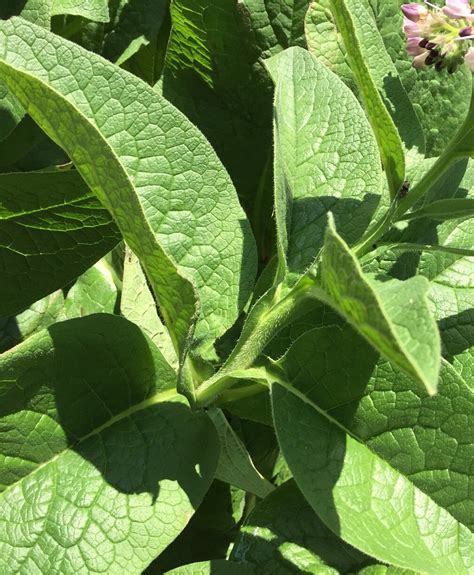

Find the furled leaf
[[316, 215, 440, 394], [0, 314, 219, 574], [328, 0, 425, 197], [165, 559, 254, 574], [271, 381, 474, 573], [103, 0, 168, 64], [279, 323, 474, 528], [208, 408, 274, 498], [63, 260, 117, 319], [51, 0, 109, 22], [121, 247, 178, 369], [232, 479, 372, 574], [265, 47, 384, 278], [367, 0, 472, 156], [239, 0, 310, 58], [0, 170, 120, 317], [0, 17, 257, 357]]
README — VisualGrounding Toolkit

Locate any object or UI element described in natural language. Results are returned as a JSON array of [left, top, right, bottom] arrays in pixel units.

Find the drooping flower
[[401, 1, 474, 72]]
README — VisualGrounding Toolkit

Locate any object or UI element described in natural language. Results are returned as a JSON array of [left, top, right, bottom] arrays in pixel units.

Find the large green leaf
[[239, 0, 310, 58], [232, 480, 372, 574], [279, 323, 474, 528], [315, 215, 440, 394], [265, 47, 384, 279], [0, 314, 219, 574], [327, 0, 425, 198], [271, 381, 474, 573], [0, 17, 256, 357], [121, 247, 178, 369], [51, 0, 110, 23], [0, 170, 120, 317], [165, 560, 254, 574]]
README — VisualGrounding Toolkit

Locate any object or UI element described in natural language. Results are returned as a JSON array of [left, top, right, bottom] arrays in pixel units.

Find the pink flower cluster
[[402, 1, 474, 72]]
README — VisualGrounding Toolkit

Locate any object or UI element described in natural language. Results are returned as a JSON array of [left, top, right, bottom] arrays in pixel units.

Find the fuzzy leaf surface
[[0, 170, 120, 317], [0, 17, 256, 355], [0, 314, 219, 574], [271, 381, 474, 573]]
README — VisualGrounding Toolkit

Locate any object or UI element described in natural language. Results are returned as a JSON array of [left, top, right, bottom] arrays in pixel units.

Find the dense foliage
[[0, 0, 473, 573]]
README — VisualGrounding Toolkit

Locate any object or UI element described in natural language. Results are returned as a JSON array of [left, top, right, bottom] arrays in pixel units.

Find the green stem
[[355, 80, 473, 258], [216, 382, 267, 405], [195, 278, 316, 406]]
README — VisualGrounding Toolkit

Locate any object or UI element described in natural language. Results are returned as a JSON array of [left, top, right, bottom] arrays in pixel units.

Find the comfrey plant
[[402, 0, 474, 71], [0, 1, 473, 574]]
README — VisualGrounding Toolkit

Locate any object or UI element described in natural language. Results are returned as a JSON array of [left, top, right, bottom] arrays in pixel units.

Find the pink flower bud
[[404, 17, 422, 38], [407, 37, 426, 55], [401, 3, 428, 22], [442, 0, 473, 19], [465, 47, 474, 70]]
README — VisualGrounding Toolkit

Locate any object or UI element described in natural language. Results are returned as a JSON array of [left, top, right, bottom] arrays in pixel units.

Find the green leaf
[[304, 0, 356, 92], [208, 408, 274, 498], [279, 323, 474, 529], [103, 0, 168, 64], [51, 0, 109, 22], [358, 566, 417, 575], [265, 47, 384, 279], [0, 0, 52, 28], [316, 215, 440, 394], [239, 0, 310, 58], [0, 170, 120, 317], [0, 314, 219, 574], [271, 381, 474, 573], [121, 247, 178, 370], [0, 17, 256, 357], [63, 260, 117, 319], [165, 560, 254, 575], [0, 290, 64, 353], [366, 0, 472, 156], [162, 0, 274, 256], [232, 480, 372, 574], [0, 81, 24, 142], [401, 198, 474, 221], [328, 0, 425, 197]]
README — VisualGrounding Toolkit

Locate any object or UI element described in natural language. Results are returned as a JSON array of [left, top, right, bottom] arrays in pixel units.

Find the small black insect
[[399, 180, 410, 199]]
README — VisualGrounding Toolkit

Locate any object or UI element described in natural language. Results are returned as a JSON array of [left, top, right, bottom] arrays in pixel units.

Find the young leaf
[[51, 0, 110, 23], [271, 381, 474, 573], [239, 0, 310, 58], [0, 170, 120, 317], [279, 323, 474, 528], [63, 260, 117, 319], [265, 47, 384, 278], [316, 215, 440, 394], [0, 17, 257, 357], [232, 480, 372, 574], [208, 408, 274, 499], [0, 314, 219, 574], [328, 0, 425, 197], [121, 247, 178, 369], [165, 560, 254, 574]]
